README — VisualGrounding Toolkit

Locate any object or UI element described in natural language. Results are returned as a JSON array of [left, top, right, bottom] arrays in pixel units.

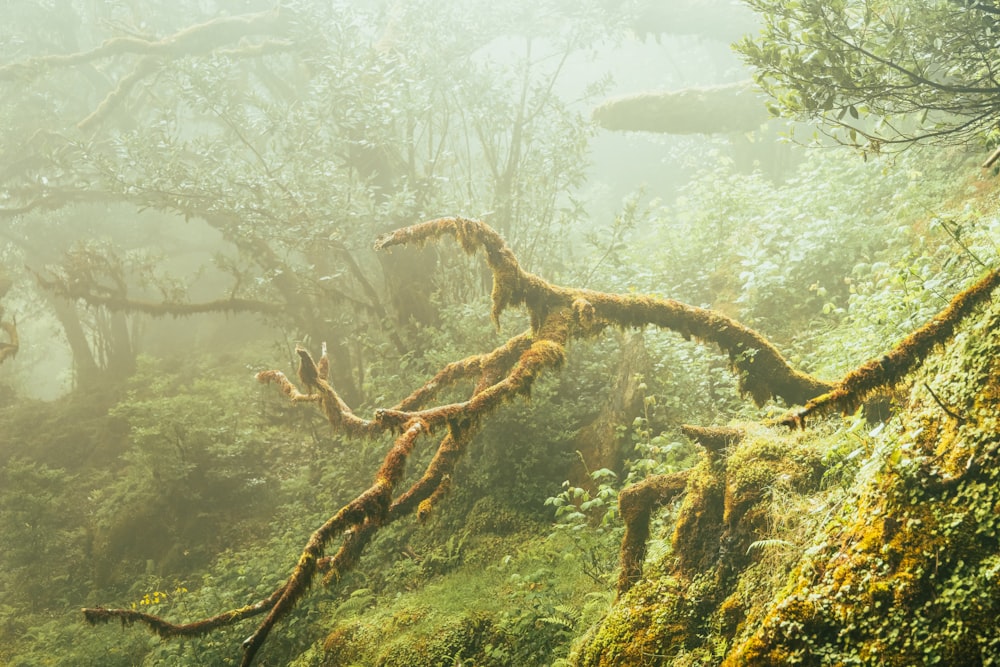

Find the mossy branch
[[680, 424, 744, 457], [82, 591, 281, 639], [85, 283, 571, 665], [592, 82, 768, 135], [616, 425, 743, 598], [617, 470, 691, 598], [83, 218, 986, 663], [377, 217, 831, 406], [779, 268, 1000, 427]]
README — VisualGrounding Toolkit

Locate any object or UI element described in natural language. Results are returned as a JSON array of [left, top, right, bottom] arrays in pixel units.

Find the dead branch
[[84, 272, 572, 664], [34, 270, 285, 318]]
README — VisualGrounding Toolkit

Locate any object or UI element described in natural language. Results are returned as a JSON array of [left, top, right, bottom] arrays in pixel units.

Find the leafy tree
[[738, 0, 1000, 158], [0, 0, 605, 393]]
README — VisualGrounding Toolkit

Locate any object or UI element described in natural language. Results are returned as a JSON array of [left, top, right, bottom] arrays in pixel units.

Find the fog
[[2, 1, 911, 665], [0, 0, 782, 403]]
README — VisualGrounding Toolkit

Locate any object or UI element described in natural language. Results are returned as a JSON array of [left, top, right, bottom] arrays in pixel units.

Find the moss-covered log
[[592, 82, 769, 135]]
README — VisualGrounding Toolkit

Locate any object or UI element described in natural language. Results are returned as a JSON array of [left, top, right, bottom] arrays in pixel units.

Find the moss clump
[[576, 576, 694, 667], [465, 497, 532, 536], [724, 432, 825, 540], [577, 300, 1000, 666], [370, 612, 497, 667], [320, 622, 360, 665], [576, 424, 829, 666]]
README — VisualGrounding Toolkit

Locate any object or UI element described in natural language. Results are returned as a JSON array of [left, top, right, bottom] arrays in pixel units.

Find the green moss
[[465, 497, 533, 536], [576, 576, 691, 667], [575, 424, 830, 665], [727, 302, 1000, 666], [574, 294, 1000, 667]]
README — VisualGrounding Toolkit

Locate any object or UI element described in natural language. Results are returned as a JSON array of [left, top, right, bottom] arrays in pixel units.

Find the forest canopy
[[1, 1, 999, 666]]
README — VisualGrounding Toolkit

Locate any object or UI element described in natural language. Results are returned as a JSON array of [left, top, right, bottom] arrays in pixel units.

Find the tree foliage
[[83, 216, 999, 664], [738, 0, 1000, 156], [0, 0, 605, 393], [4, 1, 1000, 666]]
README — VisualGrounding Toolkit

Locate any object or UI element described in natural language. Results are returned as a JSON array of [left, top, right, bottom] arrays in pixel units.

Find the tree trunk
[[567, 331, 649, 489]]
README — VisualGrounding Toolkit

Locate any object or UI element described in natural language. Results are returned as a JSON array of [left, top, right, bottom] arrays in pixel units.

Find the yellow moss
[[322, 622, 360, 664]]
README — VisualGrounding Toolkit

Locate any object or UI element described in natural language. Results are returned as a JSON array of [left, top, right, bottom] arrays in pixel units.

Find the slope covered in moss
[[574, 294, 1000, 666]]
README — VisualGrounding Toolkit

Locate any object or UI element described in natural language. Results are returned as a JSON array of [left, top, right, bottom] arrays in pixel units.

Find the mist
[[2, 1, 997, 665]]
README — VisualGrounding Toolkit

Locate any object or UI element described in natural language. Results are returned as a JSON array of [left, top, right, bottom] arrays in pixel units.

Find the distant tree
[[737, 0, 1000, 160], [0, 0, 605, 391], [0, 274, 17, 365]]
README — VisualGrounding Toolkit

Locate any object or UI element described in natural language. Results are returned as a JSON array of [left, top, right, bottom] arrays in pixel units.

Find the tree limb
[[592, 82, 769, 135], [377, 217, 832, 407], [779, 267, 1000, 427], [0, 9, 282, 81]]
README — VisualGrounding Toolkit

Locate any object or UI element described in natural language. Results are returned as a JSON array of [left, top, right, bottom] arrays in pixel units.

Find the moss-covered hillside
[[575, 296, 1000, 665]]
